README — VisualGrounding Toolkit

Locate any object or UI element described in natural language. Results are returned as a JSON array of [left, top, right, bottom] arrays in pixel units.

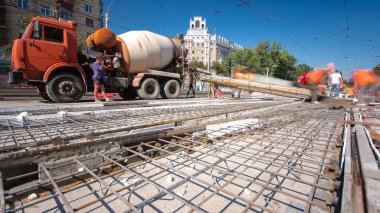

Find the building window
[[191, 24, 194, 29], [192, 50, 194, 54], [85, 5, 93, 14], [195, 20, 200, 28], [17, 0, 28, 9], [86, 18, 94, 27], [202, 24, 204, 29], [201, 43, 204, 47], [40, 5, 50, 16], [58, 9, 72, 20], [201, 51, 204, 54], [44, 26, 64, 43]]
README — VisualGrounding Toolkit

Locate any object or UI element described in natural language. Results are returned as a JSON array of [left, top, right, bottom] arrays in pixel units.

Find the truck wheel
[[137, 78, 160, 100], [118, 88, 137, 100], [160, 80, 180, 99], [46, 73, 85, 103], [37, 86, 53, 102]]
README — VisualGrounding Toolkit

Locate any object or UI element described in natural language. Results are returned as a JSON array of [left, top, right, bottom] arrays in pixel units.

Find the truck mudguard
[[43, 62, 88, 88]]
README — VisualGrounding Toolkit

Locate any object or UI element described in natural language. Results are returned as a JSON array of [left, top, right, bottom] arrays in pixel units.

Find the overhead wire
[[111, 14, 174, 36], [238, 0, 317, 63]]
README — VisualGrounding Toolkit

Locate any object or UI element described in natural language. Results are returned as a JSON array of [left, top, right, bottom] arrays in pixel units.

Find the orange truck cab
[[10, 17, 186, 103], [9, 17, 127, 102]]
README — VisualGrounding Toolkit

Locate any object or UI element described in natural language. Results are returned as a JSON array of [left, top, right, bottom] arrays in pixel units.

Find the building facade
[[0, 0, 103, 52], [184, 16, 243, 67]]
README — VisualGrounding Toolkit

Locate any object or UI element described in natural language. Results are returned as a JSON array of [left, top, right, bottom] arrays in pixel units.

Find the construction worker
[[208, 83, 216, 98], [92, 56, 111, 102], [352, 69, 379, 103], [306, 68, 328, 103], [231, 67, 244, 98], [298, 64, 331, 103], [186, 71, 195, 98], [208, 70, 217, 98], [329, 70, 343, 97]]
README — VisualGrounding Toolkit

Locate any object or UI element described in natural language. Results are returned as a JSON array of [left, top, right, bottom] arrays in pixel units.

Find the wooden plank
[[354, 113, 380, 213], [346, 121, 380, 127]]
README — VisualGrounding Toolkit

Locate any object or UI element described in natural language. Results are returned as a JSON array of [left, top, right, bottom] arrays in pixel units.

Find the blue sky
[[103, 0, 380, 79]]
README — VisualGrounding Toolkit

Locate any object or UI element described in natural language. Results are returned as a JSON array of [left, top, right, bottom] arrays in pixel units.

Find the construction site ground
[[0, 94, 379, 212]]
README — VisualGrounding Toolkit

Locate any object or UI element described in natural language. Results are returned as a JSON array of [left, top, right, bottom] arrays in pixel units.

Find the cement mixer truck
[[8, 17, 187, 102]]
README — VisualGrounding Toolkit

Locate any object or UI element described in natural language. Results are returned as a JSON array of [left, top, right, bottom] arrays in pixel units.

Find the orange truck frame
[[9, 17, 184, 102]]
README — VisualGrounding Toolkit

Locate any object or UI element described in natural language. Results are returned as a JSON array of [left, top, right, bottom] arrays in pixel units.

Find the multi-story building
[[1, 0, 103, 52], [184, 16, 243, 67]]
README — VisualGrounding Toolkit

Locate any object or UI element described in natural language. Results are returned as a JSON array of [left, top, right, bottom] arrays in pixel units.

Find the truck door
[[24, 24, 68, 78]]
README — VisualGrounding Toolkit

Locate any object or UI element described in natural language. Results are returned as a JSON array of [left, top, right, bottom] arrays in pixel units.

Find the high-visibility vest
[[306, 69, 327, 85], [232, 72, 254, 80], [352, 70, 378, 88]]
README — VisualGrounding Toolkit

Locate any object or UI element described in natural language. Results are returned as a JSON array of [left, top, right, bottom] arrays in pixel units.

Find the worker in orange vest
[[352, 69, 379, 103], [302, 68, 328, 103], [231, 67, 244, 98]]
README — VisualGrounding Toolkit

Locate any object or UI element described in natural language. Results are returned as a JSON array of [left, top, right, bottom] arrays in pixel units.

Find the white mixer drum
[[116, 31, 175, 73]]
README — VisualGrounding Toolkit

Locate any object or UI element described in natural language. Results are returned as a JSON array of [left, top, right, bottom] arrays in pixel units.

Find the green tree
[[211, 61, 228, 76], [295, 63, 312, 74], [1, 13, 34, 57], [19, 13, 34, 32], [1, 44, 12, 57], [190, 61, 206, 70], [224, 48, 255, 72], [291, 63, 313, 80], [77, 36, 87, 53], [223, 41, 301, 80]]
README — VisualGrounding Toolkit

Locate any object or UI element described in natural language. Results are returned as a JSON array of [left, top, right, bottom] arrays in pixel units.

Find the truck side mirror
[[34, 21, 40, 39]]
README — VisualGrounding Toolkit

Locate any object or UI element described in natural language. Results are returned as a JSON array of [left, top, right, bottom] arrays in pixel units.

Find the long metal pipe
[[200, 75, 311, 98]]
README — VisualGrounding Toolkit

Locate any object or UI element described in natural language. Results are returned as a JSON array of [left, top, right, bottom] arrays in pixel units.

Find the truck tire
[[137, 78, 160, 100], [160, 80, 180, 99], [118, 88, 137, 100], [37, 86, 53, 102], [46, 73, 85, 103]]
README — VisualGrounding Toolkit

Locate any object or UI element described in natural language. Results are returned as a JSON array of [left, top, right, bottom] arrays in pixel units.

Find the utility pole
[[208, 29, 216, 73], [105, 0, 115, 28], [207, 40, 211, 72], [266, 67, 269, 83]]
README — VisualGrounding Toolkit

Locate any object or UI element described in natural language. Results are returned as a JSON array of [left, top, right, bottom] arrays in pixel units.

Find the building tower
[[184, 16, 243, 68], [184, 17, 211, 68]]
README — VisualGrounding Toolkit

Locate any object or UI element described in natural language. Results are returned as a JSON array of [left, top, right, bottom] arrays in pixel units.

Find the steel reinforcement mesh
[[2, 108, 343, 213]]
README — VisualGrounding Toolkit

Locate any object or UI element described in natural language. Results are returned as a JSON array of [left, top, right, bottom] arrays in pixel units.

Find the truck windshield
[[21, 23, 32, 39]]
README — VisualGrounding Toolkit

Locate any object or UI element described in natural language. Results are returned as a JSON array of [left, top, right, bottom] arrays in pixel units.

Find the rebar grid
[[0, 102, 287, 150], [0, 102, 324, 154], [3, 108, 343, 212], [0, 98, 271, 116]]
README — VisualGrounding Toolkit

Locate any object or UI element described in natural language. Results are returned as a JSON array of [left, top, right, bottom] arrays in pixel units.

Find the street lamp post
[[105, 0, 115, 28]]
